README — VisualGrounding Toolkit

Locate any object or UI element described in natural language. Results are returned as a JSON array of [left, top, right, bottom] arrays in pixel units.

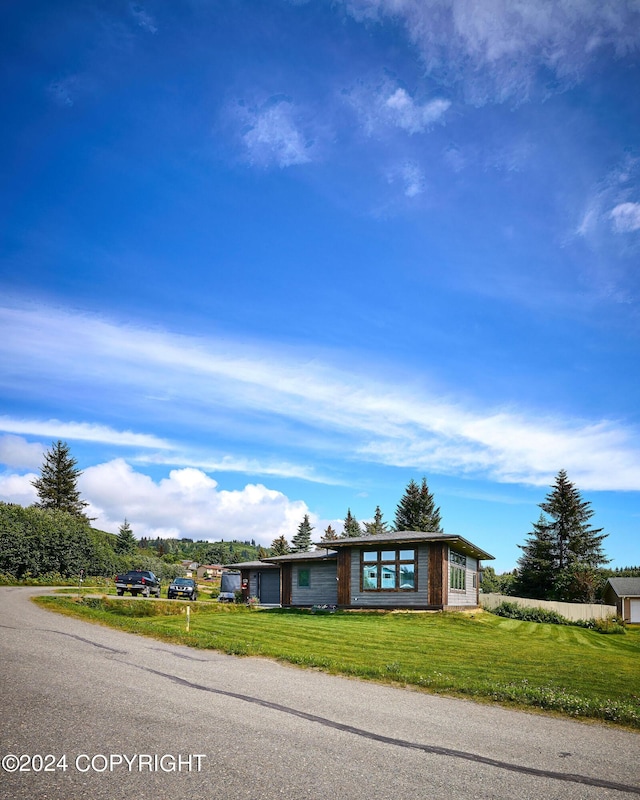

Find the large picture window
[[450, 551, 466, 591], [361, 549, 416, 592]]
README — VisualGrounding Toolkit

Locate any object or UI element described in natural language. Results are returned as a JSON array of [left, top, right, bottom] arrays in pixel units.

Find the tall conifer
[[514, 470, 609, 601], [342, 508, 362, 538], [291, 514, 313, 552], [320, 524, 339, 543], [539, 469, 608, 570], [363, 505, 390, 536], [513, 514, 557, 598], [116, 518, 137, 554], [32, 440, 90, 521], [270, 534, 291, 556], [394, 477, 442, 532]]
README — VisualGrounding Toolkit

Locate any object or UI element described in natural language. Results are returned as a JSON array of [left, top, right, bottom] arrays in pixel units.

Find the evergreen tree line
[[277, 470, 618, 605], [5, 440, 623, 602], [274, 476, 443, 554]]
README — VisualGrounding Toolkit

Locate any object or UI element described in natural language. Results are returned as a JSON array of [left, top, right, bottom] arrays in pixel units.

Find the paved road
[[1, 587, 638, 800]]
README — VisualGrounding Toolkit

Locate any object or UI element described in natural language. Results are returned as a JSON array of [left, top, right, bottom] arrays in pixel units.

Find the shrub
[[489, 601, 626, 634], [592, 617, 626, 635], [490, 601, 569, 625]]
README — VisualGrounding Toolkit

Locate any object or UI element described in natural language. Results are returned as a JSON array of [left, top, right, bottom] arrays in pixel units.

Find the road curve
[[1, 586, 638, 800]]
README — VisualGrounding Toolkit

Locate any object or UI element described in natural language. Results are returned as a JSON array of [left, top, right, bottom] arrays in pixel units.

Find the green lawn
[[34, 597, 640, 729]]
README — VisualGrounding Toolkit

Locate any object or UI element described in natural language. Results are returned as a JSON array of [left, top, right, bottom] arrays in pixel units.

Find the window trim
[[360, 548, 418, 593], [449, 550, 467, 592]]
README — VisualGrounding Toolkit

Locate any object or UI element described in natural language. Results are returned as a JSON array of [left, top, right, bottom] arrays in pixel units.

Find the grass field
[[34, 596, 640, 730]]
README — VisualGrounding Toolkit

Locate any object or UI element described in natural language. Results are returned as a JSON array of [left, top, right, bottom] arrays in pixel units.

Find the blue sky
[[1, 0, 640, 571]]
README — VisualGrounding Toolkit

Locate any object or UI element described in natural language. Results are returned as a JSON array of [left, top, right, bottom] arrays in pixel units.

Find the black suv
[[167, 578, 198, 600]]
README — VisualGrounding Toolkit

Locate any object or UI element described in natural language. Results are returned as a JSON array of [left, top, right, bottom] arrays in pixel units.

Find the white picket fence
[[480, 593, 616, 621]]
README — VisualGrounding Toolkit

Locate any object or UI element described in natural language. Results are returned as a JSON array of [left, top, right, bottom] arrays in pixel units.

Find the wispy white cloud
[[137, 451, 337, 484], [46, 76, 88, 108], [576, 157, 640, 240], [2, 303, 640, 491], [386, 161, 425, 197], [344, 0, 640, 104], [234, 97, 314, 168], [359, 412, 640, 491], [129, 3, 158, 34], [0, 417, 170, 450], [571, 157, 640, 302], [610, 202, 640, 233], [383, 88, 450, 134], [347, 81, 450, 137]]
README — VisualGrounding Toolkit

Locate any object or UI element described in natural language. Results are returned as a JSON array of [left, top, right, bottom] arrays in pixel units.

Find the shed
[[604, 578, 640, 623]]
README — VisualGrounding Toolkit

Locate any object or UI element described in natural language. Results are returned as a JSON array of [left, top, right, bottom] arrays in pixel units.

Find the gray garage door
[[258, 570, 280, 605]]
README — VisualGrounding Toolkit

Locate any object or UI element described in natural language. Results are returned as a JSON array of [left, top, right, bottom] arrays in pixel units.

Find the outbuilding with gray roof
[[604, 577, 640, 623]]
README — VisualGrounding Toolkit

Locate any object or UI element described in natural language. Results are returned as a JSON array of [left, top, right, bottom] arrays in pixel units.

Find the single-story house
[[232, 531, 493, 610], [604, 578, 640, 623]]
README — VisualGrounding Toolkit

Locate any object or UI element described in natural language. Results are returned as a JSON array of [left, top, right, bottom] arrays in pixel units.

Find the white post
[[186, 605, 190, 632]]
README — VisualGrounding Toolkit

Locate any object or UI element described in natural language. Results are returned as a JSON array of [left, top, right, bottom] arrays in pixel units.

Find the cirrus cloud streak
[[1, 302, 639, 491]]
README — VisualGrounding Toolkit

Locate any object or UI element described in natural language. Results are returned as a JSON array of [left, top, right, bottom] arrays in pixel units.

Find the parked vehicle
[[167, 577, 198, 600], [218, 570, 241, 602], [114, 570, 161, 598]]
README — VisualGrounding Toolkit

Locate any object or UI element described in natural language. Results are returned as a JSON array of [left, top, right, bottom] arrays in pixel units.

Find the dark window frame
[[449, 551, 467, 592], [297, 567, 310, 588], [360, 548, 417, 592]]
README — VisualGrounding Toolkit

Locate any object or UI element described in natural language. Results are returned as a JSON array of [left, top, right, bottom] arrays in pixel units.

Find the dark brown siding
[[281, 564, 292, 606], [428, 542, 447, 608], [337, 549, 351, 606]]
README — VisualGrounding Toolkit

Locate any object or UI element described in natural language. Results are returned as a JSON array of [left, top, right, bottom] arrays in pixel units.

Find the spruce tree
[[270, 534, 291, 556], [513, 514, 557, 599], [320, 524, 339, 543], [116, 518, 137, 554], [394, 477, 442, 532], [342, 508, 361, 538], [539, 469, 608, 570], [514, 470, 609, 601], [363, 505, 390, 536], [32, 440, 90, 521], [291, 514, 313, 552]]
